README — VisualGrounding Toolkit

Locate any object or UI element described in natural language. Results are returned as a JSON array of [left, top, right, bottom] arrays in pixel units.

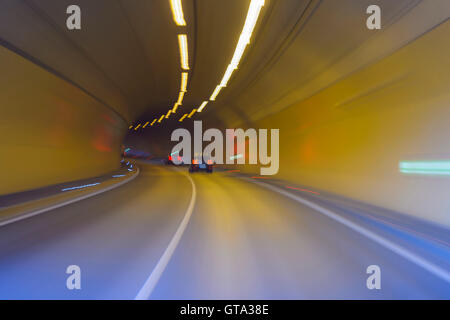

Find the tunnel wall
[[0, 45, 126, 196], [241, 21, 450, 226]]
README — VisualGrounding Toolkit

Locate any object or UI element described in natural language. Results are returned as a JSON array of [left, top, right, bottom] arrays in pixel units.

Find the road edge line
[[0, 167, 140, 227], [135, 172, 197, 300], [247, 178, 450, 284]]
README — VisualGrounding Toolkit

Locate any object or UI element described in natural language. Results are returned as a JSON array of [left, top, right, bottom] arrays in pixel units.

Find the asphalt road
[[0, 162, 448, 299]]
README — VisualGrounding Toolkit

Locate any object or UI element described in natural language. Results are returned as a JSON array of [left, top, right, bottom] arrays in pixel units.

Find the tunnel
[[0, 0, 449, 300]]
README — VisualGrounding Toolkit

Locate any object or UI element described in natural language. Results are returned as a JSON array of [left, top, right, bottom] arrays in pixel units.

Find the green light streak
[[399, 161, 450, 176], [230, 154, 243, 160]]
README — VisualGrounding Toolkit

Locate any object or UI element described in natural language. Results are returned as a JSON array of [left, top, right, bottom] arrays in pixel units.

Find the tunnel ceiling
[[0, 0, 446, 128]]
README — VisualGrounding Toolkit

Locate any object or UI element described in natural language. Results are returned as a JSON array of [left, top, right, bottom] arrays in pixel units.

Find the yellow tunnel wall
[[0, 45, 126, 195], [239, 22, 450, 226]]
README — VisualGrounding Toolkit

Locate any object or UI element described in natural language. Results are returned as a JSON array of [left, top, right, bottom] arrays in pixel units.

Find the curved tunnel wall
[[0, 44, 126, 195], [234, 21, 450, 226]]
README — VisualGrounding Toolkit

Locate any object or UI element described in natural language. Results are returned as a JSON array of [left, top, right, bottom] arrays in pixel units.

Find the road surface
[[0, 162, 448, 299]]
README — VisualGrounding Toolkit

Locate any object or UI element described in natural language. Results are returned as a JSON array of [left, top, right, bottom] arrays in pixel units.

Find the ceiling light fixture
[[178, 34, 189, 70], [180, 72, 188, 92], [177, 91, 185, 105], [170, 0, 186, 26], [197, 101, 208, 112], [172, 103, 180, 113], [179, 113, 188, 122], [208, 0, 264, 102], [187, 109, 197, 118]]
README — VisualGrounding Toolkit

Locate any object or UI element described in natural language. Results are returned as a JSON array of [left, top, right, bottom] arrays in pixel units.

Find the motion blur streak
[[399, 161, 450, 176], [285, 186, 320, 195], [61, 183, 100, 192]]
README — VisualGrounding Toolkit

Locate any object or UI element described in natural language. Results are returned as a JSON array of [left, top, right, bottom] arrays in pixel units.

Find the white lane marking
[[0, 168, 140, 227], [135, 172, 196, 300], [247, 179, 450, 284]]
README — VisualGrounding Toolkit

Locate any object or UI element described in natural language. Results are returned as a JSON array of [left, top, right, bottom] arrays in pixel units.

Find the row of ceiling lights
[[170, 0, 190, 121], [130, 0, 265, 131]]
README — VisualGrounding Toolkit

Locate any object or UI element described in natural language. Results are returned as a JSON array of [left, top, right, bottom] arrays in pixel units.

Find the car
[[189, 158, 213, 173], [166, 155, 183, 165]]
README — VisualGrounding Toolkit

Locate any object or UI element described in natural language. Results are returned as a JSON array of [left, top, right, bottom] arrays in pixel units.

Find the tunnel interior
[[0, 0, 449, 300]]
